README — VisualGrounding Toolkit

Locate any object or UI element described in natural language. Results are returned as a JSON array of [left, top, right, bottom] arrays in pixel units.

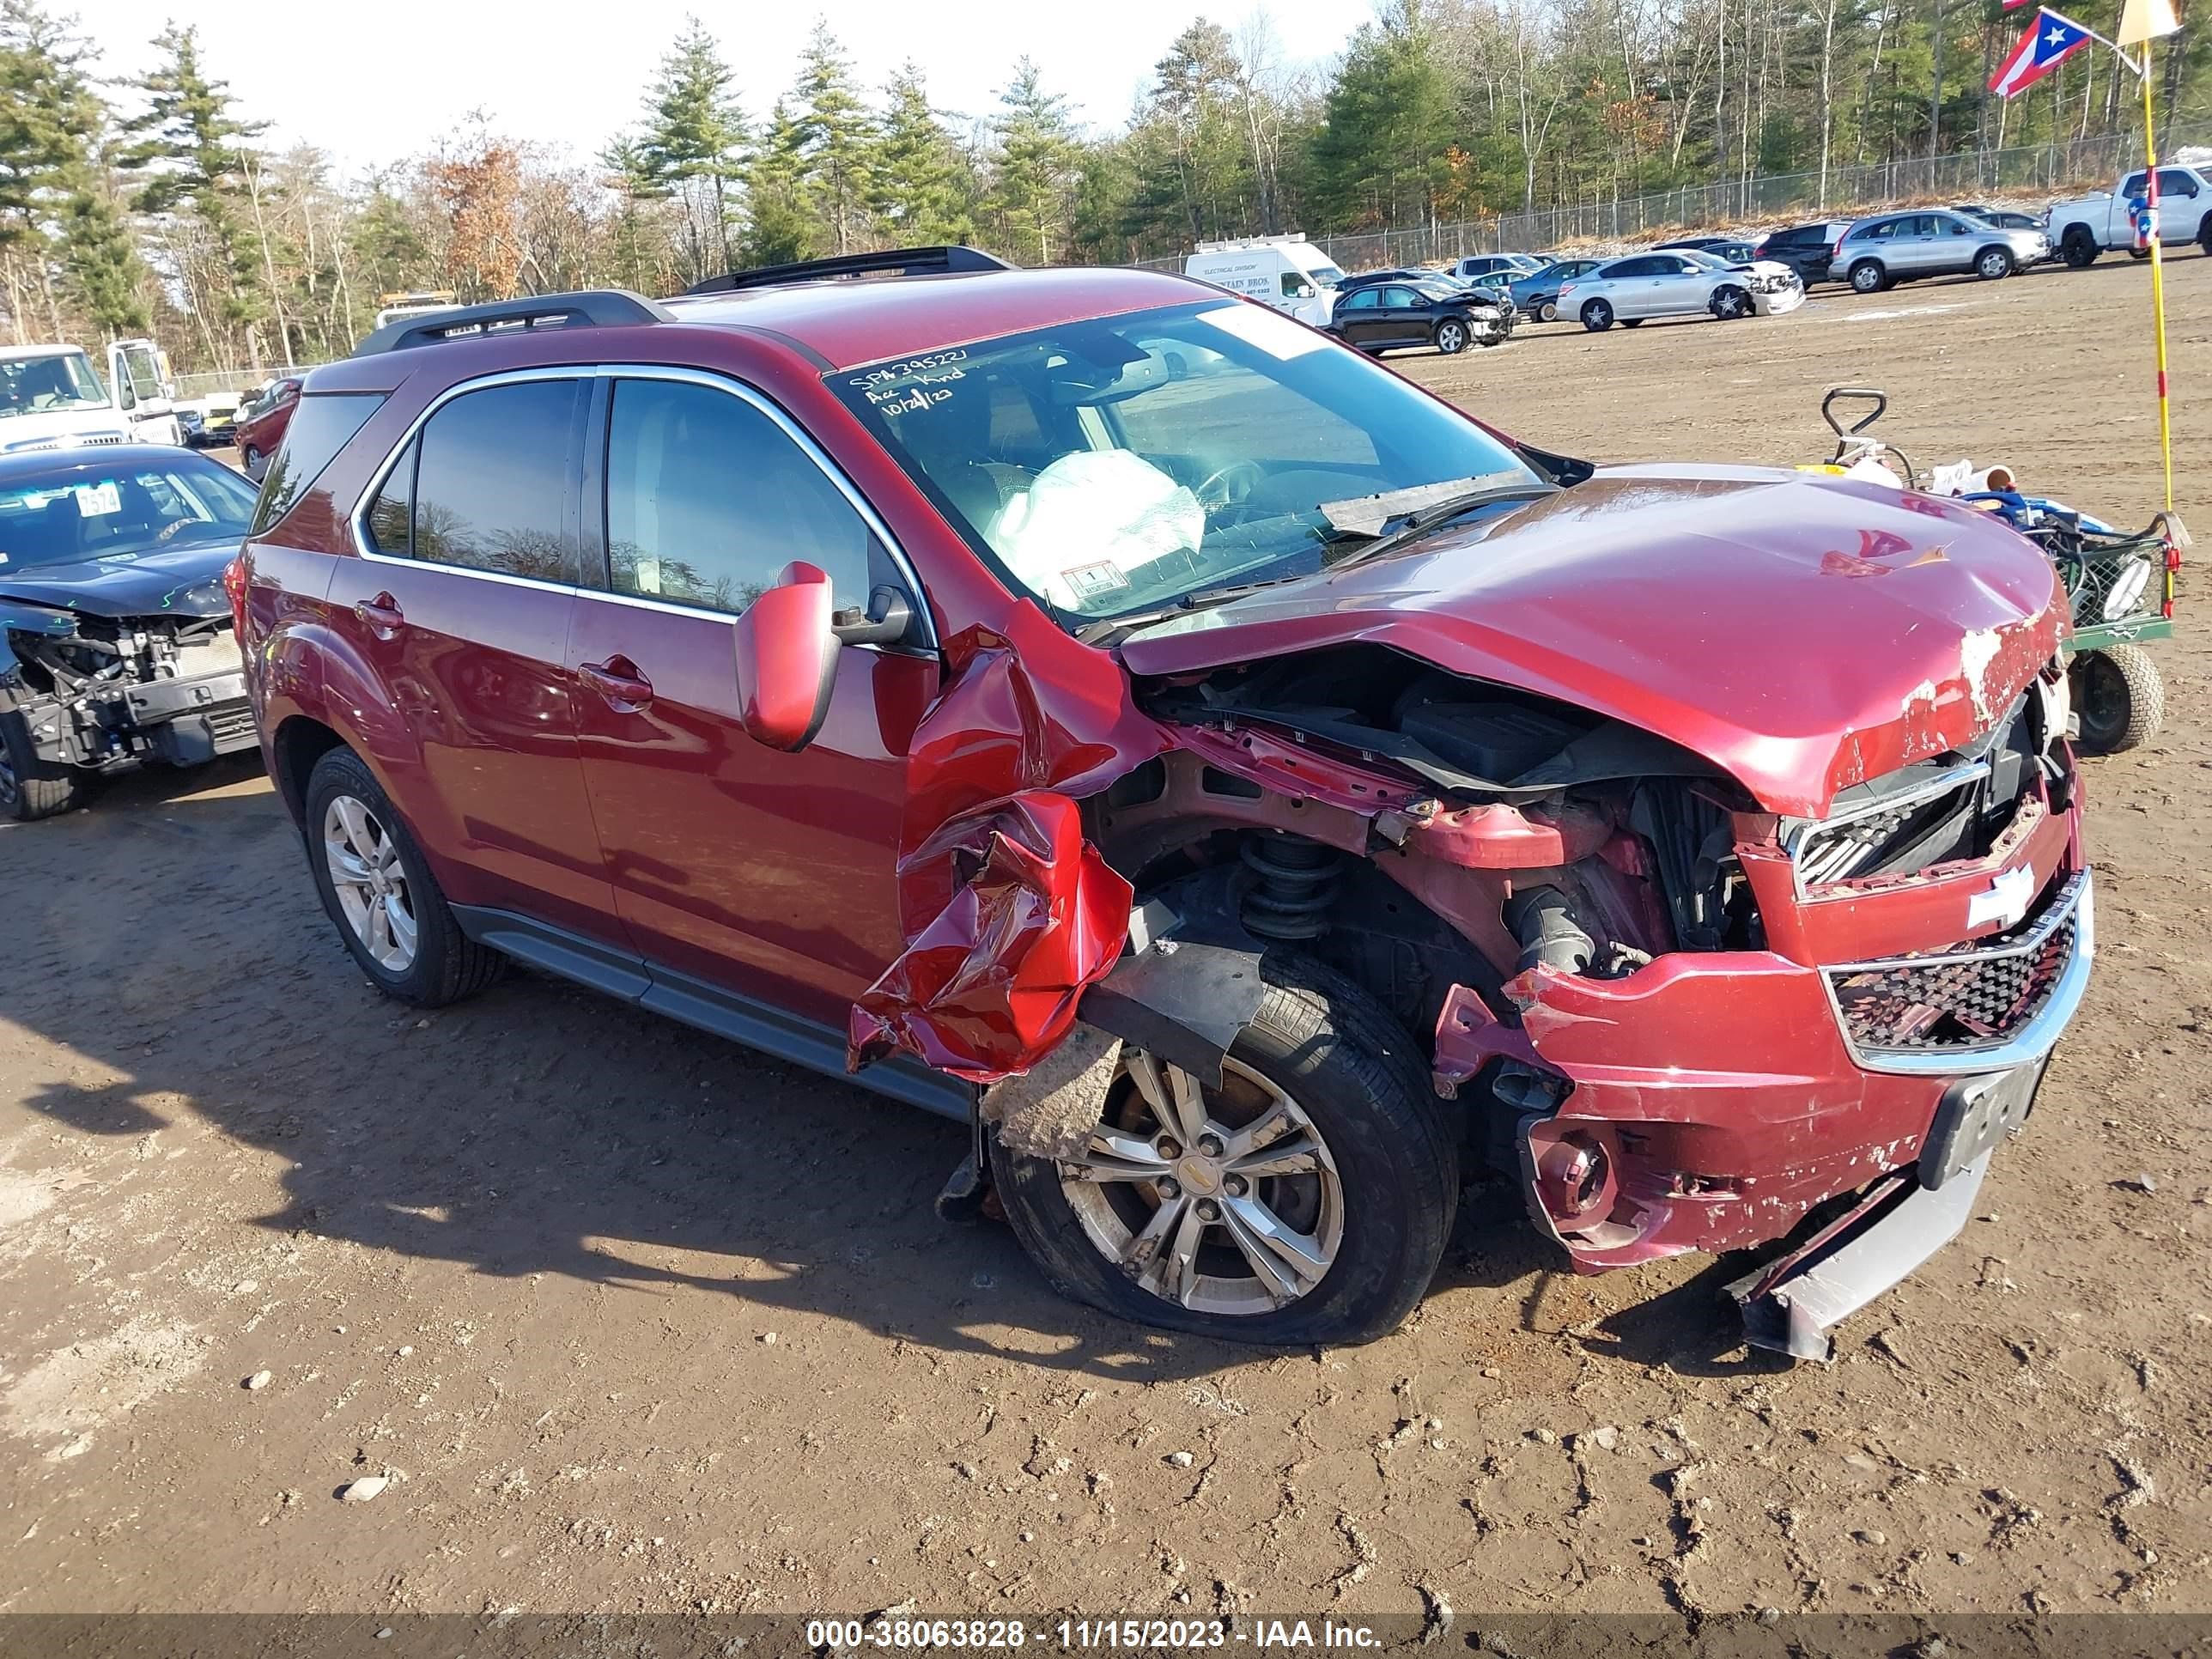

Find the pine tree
[[872, 64, 969, 245], [988, 58, 1081, 264], [1304, 0, 1453, 233], [624, 17, 745, 283], [792, 21, 875, 255], [120, 25, 267, 357], [741, 100, 817, 266], [0, 1, 149, 337]]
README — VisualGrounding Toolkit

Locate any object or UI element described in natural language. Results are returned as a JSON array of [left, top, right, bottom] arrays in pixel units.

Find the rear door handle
[[355, 592, 404, 638], [580, 657, 653, 711]]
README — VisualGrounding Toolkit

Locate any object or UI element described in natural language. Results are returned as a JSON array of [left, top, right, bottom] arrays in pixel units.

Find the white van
[[1183, 235, 1346, 326], [0, 340, 182, 454]]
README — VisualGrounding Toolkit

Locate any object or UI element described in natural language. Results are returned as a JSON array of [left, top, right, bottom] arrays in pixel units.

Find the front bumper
[[1441, 806, 2090, 1281], [25, 669, 255, 769]]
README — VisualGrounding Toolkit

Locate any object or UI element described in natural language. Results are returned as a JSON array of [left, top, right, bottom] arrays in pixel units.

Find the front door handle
[[355, 592, 404, 639], [580, 657, 653, 711]]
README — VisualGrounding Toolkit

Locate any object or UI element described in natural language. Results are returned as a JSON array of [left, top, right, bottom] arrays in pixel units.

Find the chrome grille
[[1790, 686, 2055, 888], [1827, 874, 2086, 1056]]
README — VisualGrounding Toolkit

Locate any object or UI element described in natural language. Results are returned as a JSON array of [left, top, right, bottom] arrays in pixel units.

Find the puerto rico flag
[[1990, 9, 2093, 95]]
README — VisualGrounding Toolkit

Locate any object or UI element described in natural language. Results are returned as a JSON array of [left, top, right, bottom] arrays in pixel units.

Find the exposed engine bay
[[3, 608, 254, 773], [1106, 644, 1770, 1040]]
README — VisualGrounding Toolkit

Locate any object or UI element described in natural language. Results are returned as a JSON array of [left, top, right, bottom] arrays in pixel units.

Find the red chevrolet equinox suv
[[236, 246, 2092, 1357]]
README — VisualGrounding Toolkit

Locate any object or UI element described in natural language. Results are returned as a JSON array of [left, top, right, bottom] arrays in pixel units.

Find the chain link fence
[[1137, 125, 2212, 273], [168, 367, 317, 403]]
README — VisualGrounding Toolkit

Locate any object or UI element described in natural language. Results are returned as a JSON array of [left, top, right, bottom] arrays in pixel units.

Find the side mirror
[[732, 561, 839, 753]]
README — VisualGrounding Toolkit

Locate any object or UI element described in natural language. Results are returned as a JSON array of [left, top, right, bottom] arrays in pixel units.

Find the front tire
[[1710, 283, 1751, 319], [988, 954, 1458, 1346], [1433, 318, 1469, 355], [2062, 229, 2099, 268], [0, 697, 79, 822], [1581, 299, 1613, 331], [302, 747, 504, 1005], [1976, 246, 2015, 280], [1849, 259, 1888, 293], [2070, 645, 2165, 754]]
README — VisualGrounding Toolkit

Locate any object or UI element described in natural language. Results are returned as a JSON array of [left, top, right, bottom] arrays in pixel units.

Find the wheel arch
[[270, 714, 348, 823]]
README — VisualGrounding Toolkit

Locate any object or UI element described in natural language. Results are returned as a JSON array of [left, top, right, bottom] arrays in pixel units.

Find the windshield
[[832, 300, 1540, 622], [1, 353, 108, 421], [0, 458, 258, 569], [1307, 262, 1346, 289]]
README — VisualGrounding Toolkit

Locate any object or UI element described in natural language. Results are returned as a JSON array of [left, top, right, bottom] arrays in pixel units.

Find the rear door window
[[404, 380, 583, 582], [250, 391, 385, 533], [2155, 167, 2199, 198]]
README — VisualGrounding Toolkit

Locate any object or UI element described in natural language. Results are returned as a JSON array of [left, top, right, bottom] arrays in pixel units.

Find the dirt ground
[[3, 253, 2209, 1627]]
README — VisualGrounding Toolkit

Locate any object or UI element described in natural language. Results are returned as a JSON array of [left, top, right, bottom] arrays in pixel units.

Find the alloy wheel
[[1057, 1050, 1344, 1316], [323, 793, 418, 972], [1436, 320, 1467, 353]]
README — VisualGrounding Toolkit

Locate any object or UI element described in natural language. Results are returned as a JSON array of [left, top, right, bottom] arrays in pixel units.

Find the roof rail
[[351, 289, 673, 357], [684, 245, 1016, 296]]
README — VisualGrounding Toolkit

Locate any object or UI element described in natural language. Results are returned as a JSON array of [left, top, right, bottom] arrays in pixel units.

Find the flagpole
[[2139, 38, 2176, 514]]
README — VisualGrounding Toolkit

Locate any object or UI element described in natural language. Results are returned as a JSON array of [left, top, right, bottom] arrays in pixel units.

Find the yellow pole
[[2141, 40, 2176, 514]]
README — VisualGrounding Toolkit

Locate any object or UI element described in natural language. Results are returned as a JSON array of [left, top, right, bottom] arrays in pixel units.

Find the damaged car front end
[[815, 294, 2088, 1358], [0, 447, 262, 820]]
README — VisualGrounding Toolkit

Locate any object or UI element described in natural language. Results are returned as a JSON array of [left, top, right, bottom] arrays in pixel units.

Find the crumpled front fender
[[848, 790, 1133, 1082], [846, 606, 1164, 1083]]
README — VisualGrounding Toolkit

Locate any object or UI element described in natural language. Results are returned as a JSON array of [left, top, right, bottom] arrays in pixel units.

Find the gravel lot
[[2, 253, 2207, 1623]]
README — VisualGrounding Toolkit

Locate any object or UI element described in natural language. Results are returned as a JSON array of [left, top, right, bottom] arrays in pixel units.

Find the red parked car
[[231, 375, 301, 480], [234, 247, 2090, 1357]]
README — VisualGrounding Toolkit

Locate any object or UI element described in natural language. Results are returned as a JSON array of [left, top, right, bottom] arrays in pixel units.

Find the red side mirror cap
[[732, 561, 839, 752]]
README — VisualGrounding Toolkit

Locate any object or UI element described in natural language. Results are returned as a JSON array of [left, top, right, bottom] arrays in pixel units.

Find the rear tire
[[988, 953, 1458, 1347], [1538, 301, 1559, 322], [2070, 645, 2164, 754], [302, 746, 505, 1006], [240, 445, 264, 480], [1620, 317, 1644, 327], [1849, 259, 1888, 293], [1581, 299, 1613, 331], [0, 697, 80, 823]]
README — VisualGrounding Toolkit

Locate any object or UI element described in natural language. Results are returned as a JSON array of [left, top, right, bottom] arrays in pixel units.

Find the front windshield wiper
[[1322, 480, 1559, 568], [1073, 574, 1308, 646]]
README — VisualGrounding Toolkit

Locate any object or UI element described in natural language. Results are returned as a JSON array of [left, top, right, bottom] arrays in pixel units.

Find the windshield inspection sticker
[[1060, 561, 1133, 603], [1196, 303, 1328, 362], [74, 482, 121, 517]]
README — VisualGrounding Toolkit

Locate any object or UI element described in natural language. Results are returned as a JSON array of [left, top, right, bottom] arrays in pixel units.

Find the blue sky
[[89, 0, 1352, 175]]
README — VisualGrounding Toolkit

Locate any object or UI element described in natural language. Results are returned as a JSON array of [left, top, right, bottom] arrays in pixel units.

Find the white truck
[[0, 339, 183, 454], [1183, 235, 1346, 327], [2049, 164, 2212, 265]]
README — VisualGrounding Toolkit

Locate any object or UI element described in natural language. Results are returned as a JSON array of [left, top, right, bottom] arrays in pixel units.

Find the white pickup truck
[[2049, 164, 2212, 265], [0, 338, 183, 453]]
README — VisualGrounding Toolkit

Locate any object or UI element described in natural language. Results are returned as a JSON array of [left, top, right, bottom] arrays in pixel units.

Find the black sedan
[[1326, 280, 1512, 356], [0, 446, 261, 820]]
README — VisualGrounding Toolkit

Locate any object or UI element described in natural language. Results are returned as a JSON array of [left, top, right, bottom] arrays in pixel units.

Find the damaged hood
[[1120, 465, 2065, 818], [0, 536, 237, 622]]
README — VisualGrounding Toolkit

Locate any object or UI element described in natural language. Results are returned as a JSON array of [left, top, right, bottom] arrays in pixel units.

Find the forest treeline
[[2, 0, 2203, 372]]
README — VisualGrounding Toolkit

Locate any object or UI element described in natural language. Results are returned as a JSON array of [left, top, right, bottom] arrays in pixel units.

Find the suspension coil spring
[[1240, 836, 1344, 940]]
